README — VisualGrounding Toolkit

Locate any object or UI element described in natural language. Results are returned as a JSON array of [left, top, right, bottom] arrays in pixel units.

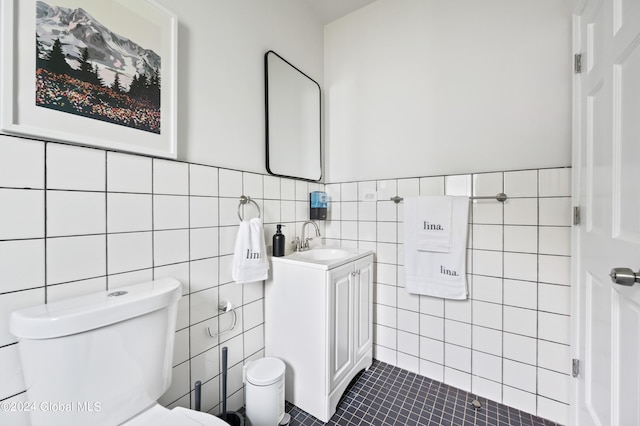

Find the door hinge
[[572, 358, 580, 378], [573, 206, 581, 225], [574, 53, 582, 73]]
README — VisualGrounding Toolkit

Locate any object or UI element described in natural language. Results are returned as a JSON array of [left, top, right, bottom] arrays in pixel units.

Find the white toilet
[[9, 278, 227, 426]]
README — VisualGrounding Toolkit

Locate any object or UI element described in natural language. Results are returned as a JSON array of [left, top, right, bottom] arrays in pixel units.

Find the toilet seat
[[123, 404, 227, 425]]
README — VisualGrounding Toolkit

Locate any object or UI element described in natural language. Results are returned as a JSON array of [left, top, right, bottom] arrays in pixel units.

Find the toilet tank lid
[[10, 278, 182, 340]]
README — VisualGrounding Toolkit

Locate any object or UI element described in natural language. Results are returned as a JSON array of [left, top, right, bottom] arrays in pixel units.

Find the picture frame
[[0, 0, 178, 158]]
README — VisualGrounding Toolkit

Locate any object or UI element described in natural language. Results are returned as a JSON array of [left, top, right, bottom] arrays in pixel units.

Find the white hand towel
[[410, 196, 453, 253], [404, 196, 469, 299], [232, 218, 269, 284]]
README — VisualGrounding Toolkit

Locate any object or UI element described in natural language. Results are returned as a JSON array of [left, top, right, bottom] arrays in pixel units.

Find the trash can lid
[[246, 357, 285, 386]]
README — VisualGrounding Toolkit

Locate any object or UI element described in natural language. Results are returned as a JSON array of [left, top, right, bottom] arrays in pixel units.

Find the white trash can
[[244, 357, 287, 426]]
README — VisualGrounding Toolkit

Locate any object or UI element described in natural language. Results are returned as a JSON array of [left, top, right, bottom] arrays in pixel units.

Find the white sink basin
[[294, 248, 352, 261], [271, 246, 373, 269]]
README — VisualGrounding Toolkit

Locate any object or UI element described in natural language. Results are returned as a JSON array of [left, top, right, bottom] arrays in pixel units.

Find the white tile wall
[[0, 137, 320, 424], [324, 167, 572, 425]]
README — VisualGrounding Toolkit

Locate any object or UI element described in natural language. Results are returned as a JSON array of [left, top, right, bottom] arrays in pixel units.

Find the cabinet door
[[327, 262, 354, 391], [354, 256, 373, 361]]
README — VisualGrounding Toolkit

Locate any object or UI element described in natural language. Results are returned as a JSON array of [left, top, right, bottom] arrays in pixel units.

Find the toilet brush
[[219, 346, 244, 425]]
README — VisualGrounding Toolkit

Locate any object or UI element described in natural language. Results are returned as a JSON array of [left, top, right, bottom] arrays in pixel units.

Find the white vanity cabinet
[[265, 249, 373, 423]]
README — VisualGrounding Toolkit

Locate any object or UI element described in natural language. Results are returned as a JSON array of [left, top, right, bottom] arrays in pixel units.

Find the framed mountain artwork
[[0, 0, 177, 158]]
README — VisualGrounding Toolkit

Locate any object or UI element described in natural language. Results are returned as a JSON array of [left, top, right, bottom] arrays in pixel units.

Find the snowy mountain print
[[35, 1, 162, 134]]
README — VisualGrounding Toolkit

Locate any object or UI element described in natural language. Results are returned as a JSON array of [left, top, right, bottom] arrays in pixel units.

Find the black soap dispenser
[[272, 224, 285, 257]]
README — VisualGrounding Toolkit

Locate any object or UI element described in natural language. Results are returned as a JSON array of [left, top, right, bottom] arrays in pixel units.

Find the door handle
[[610, 268, 640, 286]]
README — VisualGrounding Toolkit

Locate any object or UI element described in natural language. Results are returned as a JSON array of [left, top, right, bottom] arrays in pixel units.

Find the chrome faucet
[[294, 220, 321, 251]]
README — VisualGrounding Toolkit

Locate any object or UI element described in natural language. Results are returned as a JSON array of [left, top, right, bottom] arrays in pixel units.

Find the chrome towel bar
[[390, 193, 508, 203]]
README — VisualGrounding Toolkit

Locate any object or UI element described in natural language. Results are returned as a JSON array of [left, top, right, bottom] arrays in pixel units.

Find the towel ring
[[207, 301, 238, 338], [237, 195, 261, 221]]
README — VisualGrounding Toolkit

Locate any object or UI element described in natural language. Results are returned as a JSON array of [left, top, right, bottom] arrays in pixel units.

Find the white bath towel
[[413, 196, 453, 253], [404, 196, 469, 299], [232, 218, 269, 284]]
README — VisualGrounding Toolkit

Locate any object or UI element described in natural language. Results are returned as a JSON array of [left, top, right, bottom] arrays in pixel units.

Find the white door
[[327, 262, 354, 391], [573, 0, 640, 425], [354, 256, 373, 360]]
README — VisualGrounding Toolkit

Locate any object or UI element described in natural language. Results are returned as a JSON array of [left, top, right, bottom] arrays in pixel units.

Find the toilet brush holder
[[219, 346, 245, 426]]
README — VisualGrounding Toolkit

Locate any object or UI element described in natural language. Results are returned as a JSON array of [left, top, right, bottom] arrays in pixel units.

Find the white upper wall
[[324, 0, 574, 182], [155, 0, 324, 172]]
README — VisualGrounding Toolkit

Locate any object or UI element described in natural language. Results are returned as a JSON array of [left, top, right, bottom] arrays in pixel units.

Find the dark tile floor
[[281, 359, 561, 426]]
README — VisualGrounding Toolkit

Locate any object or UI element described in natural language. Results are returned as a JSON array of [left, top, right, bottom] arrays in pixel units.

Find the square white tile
[[154, 262, 190, 295], [47, 235, 106, 284], [341, 202, 357, 221], [503, 332, 537, 365], [47, 144, 105, 191], [472, 300, 502, 330], [445, 175, 471, 196], [472, 350, 502, 382], [376, 222, 397, 243], [502, 385, 536, 415], [397, 353, 420, 374], [374, 325, 397, 349], [398, 178, 420, 198], [376, 201, 396, 222], [472, 325, 502, 356], [504, 225, 537, 253], [538, 283, 571, 315], [503, 306, 537, 337], [0, 288, 44, 346], [420, 296, 444, 317], [107, 152, 152, 193], [243, 173, 263, 199], [0, 136, 44, 189], [538, 312, 570, 344], [398, 309, 419, 334], [154, 229, 189, 266], [503, 252, 537, 282], [539, 168, 571, 197], [190, 258, 219, 292], [419, 359, 444, 382], [190, 164, 218, 197], [375, 283, 396, 306], [420, 337, 444, 364], [503, 279, 537, 310], [341, 182, 358, 201], [190, 287, 219, 324], [472, 225, 503, 251], [375, 304, 397, 328], [471, 275, 502, 304], [154, 160, 188, 196], [504, 198, 538, 225], [190, 227, 219, 260], [107, 232, 153, 274], [264, 176, 281, 200], [280, 179, 295, 201], [444, 367, 471, 392], [444, 319, 471, 348], [397, 289, 419, 312], [0, 239, 45, 293], [504, 170, 537, 197], [376, 263, 397, 286], [539, 255, 571, 286], [376, 180, 397, 200], [107, 193, 152, 233], [47, 190, 105, 237], [538, 340, 571, 374], [153, 195, 189, 230], [107, 269, 153, 290], [472, 249, 502, 277], [472, 201, 503, 224], [503, 359, 536, 393], [294, 180, 308, 201], [0, 345, 26, 400], [539, 226, 571, 256], [473, 172, 503, 197], [444, 299, 472, 323], [358, 181, 377, 201], [539, 197, 571, 226], [538, 368, 570, 404], [244, 324, 265, 358], [471, 376, 502, 403], [419, 314, 444, 340], [0, 189, 44, 239], [419, 176, 445, 196], [190, 197, 219, 228], [358, 201, 376, 221], [397, 330, 420, 357], [243, 299, 264, 330]]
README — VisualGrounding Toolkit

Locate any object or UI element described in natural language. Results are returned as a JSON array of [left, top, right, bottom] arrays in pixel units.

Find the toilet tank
[[9, 278, 182, 426]]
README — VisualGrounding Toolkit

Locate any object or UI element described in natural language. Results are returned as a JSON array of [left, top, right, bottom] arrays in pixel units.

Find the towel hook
[[237, 195, 261, 221]]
